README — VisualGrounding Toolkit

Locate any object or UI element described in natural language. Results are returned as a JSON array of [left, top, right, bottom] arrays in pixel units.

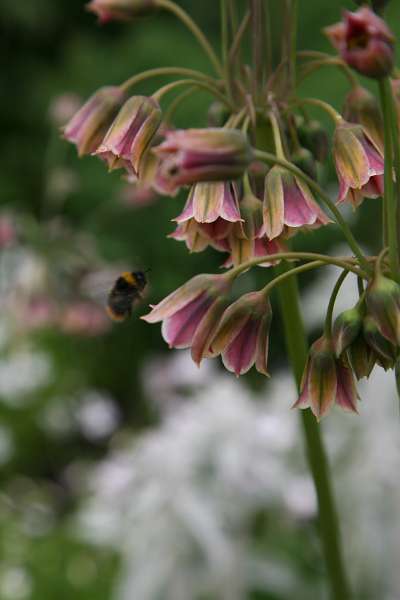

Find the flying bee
[[106, 270, 149, 322]]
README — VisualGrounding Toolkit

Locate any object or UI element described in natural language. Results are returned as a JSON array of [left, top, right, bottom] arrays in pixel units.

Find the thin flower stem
[[324, 269, 350, 340], [228, 10, 250, 64], [163, 86, 197, 124], [250, 0, 265, 100], [120, 66, 218, 94], [152, 79, 234, 109], [297, 55, 359, 88], [290, 97, 342, 123], [288, 0, 298, 91], [275, 262, 352, 600], [261, 260, 323, 294], [220, 0, 233, 103], [155, 0, 224, 77], [268, 111, 285, 159], [253, 149, 371, 273], [378, 78, 399, 279], [226, 251, 369, 280]]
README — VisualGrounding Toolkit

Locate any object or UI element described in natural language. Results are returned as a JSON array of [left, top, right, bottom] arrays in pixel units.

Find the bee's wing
[[79, 267, 129, 304]]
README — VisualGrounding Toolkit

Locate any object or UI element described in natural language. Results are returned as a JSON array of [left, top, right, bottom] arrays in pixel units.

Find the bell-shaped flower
[[142, 273, 231, 364], [63, 86, 125, 156], [293, 336, 359, 420], [94, 96, 161, 176], [154, 128, 253, 195], [333, 119, 384, 207], [175, 181, 242, 224], [169, 218, 232, 254], [325, 6, 394, 79], [343, 86, 384, 153], [87, 0, 156, 23], [263, 166, 330, 240], [210, 291, 272, 376]]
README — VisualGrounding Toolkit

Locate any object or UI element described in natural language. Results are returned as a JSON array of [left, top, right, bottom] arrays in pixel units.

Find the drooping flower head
[[174, 181, 242, 224], [154, 128, 253, 195], [263, 166, 330, 240], [63, 86, 125, 156], [333, 119, 384, 207], [210, 291, 272, 376], [86, 0, 157, 23], [142, 273, 232, 365], [293, 336, 359, 420], [325, 6, 395, 79], [343, 85, 384, 153], [94, 95, 162, 175], [365, 274, 400, 348]]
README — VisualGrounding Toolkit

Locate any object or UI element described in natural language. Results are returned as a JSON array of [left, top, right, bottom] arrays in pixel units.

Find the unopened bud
[[366, 274, 400, 346], [291, 148, 317, 181], [87, 0, 157, 23], [297, 120, 329, 163], [343, 86, 384, 152], [332, 306, 363, 357], [363, 315, 397, 370], [207, 102, 231, 127]]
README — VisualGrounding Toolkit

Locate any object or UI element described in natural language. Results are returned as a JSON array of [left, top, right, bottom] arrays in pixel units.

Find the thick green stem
[[378, 78, 399, 279], [276, 262, 352, 600], [253, 149, 371, 273], [250, 0, 266, 100], [155, 0, 224, 77], [385, 81, 400, 266]]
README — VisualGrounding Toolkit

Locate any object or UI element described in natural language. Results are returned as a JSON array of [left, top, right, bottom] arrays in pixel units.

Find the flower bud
[[325, 7, 395, 79], [63, 86, 125, 156], [94, 95, 161, 175], [333, 119, 384, 207], [332, 306, 363, 357], [86, 0, 157, 23], [365, 274, 400, 346], [207, 101, 231, 127], [154, 128, 253, 195], [291, 148, 317, 181], [297, 119, 329, 163], [343, 86, 384, 152]]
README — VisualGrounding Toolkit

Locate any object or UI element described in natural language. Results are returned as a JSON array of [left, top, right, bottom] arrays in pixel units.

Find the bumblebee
[[106, 270, 148, 321]]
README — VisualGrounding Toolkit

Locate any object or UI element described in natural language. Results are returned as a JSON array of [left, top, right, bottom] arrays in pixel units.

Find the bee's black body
[[107, 271, 147, 321]]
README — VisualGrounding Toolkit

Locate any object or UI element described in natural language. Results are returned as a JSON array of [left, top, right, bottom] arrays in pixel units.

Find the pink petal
[[220, 183, 242, 222], [161, 292, 212, 348], [283, 182, 318, 227], [174, 190, 194, 223], [222, 318, 259, 376], [335, 362, 359, 413]]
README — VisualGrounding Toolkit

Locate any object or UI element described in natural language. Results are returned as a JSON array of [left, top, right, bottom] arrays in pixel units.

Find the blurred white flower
[[0, 348, 51, 406]]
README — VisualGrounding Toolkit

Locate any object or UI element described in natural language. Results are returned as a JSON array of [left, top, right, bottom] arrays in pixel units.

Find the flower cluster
[[65, 1, 400, 419]]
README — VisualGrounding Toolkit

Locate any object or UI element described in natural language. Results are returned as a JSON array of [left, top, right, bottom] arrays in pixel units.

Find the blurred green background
[[1, 1, 400, 599]]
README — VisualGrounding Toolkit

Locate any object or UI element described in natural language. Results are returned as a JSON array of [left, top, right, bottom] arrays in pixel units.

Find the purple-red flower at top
[[325, 6, 394, 79], [154, 128, 253, 195], [64, 86, 125, 156], [87, 0, 156, 23], [142, 273, 232, 365]]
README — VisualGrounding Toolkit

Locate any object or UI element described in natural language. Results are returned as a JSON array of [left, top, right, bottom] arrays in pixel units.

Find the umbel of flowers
[[65, 2, 400, 598], [64, 0, 400, 419]]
